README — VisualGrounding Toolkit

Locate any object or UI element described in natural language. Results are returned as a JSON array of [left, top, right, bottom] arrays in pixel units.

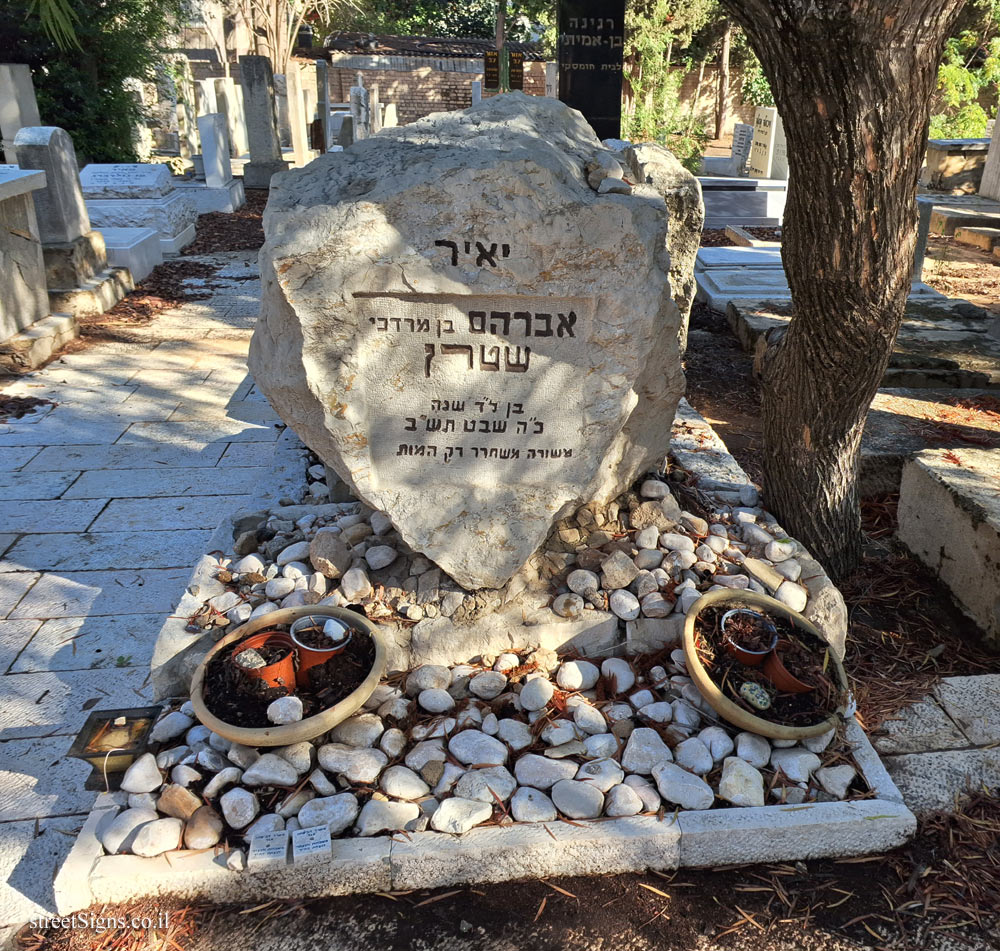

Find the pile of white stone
[[187, 470, 814, 641], [101, 650, 860, 864]]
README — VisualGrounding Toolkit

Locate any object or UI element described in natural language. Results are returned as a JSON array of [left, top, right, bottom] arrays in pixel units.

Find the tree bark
[[717, 0, 964, 579], [715, 21, 731, 139]]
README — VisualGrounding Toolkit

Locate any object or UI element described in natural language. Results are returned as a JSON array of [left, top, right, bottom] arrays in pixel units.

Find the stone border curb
[[55, 713, 913, 913]]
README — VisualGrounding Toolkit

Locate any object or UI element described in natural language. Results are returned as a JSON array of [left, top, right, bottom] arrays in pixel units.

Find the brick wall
[[324, 61, 548, 125]]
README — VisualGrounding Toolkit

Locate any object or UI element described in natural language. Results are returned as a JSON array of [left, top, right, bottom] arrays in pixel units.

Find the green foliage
[[0, 0, 186, 163], [929, 4, 1000, 139], [621, 0, 716, 168], [732, 29, 772, 106], [24, 0, 80, 50], [325, 0, 553, 44]]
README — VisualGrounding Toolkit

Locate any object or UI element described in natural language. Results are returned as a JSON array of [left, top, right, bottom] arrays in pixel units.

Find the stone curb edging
[[52, 717, 913, 913]]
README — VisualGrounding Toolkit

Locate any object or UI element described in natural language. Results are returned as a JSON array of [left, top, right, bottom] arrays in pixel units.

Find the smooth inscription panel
[[356, 293, 594, 489], [79, 164, 172, 199]]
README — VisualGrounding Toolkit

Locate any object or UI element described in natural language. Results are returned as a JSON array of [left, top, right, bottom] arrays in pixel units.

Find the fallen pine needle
[[541, 880, 578, 899], [534, 896, 547, 922], [413, 889, 462, 907], [637, 883, 671, 900]]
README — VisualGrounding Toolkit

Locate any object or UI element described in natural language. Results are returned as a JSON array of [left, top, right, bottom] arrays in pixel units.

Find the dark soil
[[747, 226, 782, 241], [182, 188, 268, 254], [696, 606, 841, 727], [700, 227, 735, 247], [203, 626, 375, 728], [294, 623, 348, 650]]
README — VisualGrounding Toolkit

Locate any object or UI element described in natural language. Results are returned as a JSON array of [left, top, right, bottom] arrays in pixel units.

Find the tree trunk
[[715, 21, 731, 139], [718, 0, 964, 579], [686, 58, 707, 134]]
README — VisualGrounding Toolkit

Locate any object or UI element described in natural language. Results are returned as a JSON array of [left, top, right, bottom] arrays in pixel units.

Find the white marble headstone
[[79, 163, 173, 200]]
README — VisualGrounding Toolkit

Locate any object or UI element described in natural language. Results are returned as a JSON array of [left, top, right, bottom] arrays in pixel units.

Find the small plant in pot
[[683, 589, 850, 741], [289, 615, 353, 689], [720, 608, 779, 666], [191, 606, 387, 746]]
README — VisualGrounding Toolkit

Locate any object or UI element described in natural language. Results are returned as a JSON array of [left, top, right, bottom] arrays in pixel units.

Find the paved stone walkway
[[0, 250, 279, 937]]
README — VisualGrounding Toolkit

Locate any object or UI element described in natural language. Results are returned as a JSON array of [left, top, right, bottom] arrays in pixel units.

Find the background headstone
[[557, 0, 626, 140], [274, 73, 292, 148], [249, 93, 686, 590], [285, 65, 311, 166], [316, 60, 331, 150], [748, 107, 787, 180], [214, 77, 248, 157], [730, 123, 753, 176], [78, 163, 172, 199], [239, 55, 289, 187], [980, 126, 1000, 199], [350, 85, 371, 142], [197, 116, 233, 182], [14, 126, 90, 244], [0, 64, 42, 164]]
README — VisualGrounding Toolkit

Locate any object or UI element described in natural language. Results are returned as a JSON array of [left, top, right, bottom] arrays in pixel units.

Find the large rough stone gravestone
[[250, 93, 686, 590], [621, 143, 704, 350]]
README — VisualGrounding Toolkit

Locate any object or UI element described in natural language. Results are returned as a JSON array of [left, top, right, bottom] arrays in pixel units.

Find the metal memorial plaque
[[556, 0, 625, 140]]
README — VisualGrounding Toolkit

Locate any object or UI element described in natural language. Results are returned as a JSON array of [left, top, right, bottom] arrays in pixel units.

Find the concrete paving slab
[[898, 448, 1000, 645], [168, 401, 279, 424], [0, 814, 88, 929], [0, 536, 17, 557], [118, 419, 280, 448], [934, 675, 1000, 745], [63, 466, 266, 499], [0, 667, 154, 741], [217, 443, 277, 467], [883, 746, 1000, 814], [0, 574, 40, 618], [0, 471, 81, 500], [10, 614, 164, 673], [0, 735, 97, 821], [0, 529, 213, 573], [89, 495, 250, 532], [22, 444, 228, 472], [871, 697, 971, 755], [0, 620, 42, 673], [0, 448, 41, 471], [0, 500, 108, 534], [8, 569, 189, 620], [860, 388, 1000, 495], [0, 419, 130, 448], [122, 369, 214, 392], [0, 383, 138, 406]]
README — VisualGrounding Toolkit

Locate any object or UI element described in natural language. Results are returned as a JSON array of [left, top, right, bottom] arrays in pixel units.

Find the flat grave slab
[[695, 246, 782, 268], [860, 388, 1000, 495], [697, 268, 942, 312], [726, 298, 1000, 390], [898, 447, 1000, 646]]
